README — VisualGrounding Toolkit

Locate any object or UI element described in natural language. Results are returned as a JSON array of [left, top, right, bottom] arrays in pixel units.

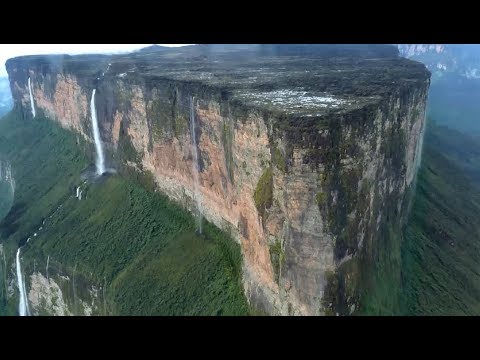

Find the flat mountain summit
[[7, 44, 429, 118]]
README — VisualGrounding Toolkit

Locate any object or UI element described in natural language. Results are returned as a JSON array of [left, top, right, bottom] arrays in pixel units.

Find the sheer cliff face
[[6, 47, 430, 315]]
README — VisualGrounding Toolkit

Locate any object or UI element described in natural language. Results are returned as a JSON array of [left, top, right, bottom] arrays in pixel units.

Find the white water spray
[[46, 255, 50, 282], [90, 89, 105, 175], [72, 263, 78, 315], [103, 276, 107, 315], [1, 161, 15, 194], [7, 165, 14, 194], [16, 248, 29, 316], [415, 119, 426, 170], [190, 96, 203, 234], [3, 251, 7, 300], [76, 186, 82, 200], [28, 77, 36, 118], [12, 193, 75, 316]]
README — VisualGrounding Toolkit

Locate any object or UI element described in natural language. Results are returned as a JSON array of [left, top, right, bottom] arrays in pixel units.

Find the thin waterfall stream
[[90, 89, 105, 175]]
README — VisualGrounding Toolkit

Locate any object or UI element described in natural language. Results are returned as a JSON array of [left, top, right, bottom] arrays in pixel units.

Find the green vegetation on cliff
[[0, 180, 13, 222], [427, 124, 480, 184], [0, 111, 250, 315], [399, 123, 480, 315], [269, 240, 284, 284], [362, 122, 480, 315], [0, 112, 88, 246], [27, 176, 249, 315], [0, 110, 88, 315], [253, 167, 273, 222]]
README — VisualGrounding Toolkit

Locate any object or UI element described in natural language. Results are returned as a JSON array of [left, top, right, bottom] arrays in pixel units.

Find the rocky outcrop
[[6, 45, 430, 315], [28, 272, 72, 316], [28, 271, 101, 316]]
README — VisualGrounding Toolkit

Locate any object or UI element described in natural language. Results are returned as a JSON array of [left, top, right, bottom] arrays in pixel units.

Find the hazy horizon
[[0, 44, 192, 77]]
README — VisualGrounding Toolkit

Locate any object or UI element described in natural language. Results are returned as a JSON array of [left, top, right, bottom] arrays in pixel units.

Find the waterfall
[[12, 192, 74, 316], [46, 255, 50, 282], [103, 276, 107, 315], [1, 160, 15, 211], [6, 162, 14, 194], [72, 263, 77, 315], [415, 119, 426, 170], [16, 248, 29, 316], [3, 251, 7, 302], [90, 89, 105, 175], [190, 96, 203, 234], [28, 77, 36, 118], [2, 160, 14, 191], [76, 187, 83, 200]]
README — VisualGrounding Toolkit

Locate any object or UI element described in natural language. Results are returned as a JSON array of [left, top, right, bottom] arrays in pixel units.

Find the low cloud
[[0, 44, 192, 77]]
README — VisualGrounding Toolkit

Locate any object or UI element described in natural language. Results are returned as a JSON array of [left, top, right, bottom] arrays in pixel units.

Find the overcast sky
[[0, 44, 192, 77]]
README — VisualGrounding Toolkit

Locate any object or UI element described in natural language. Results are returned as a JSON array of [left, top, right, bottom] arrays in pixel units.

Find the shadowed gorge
[[1, 44, 430, 315]]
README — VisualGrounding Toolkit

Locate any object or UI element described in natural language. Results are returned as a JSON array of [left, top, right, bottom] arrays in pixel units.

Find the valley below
[[0, 112, 249, 315]]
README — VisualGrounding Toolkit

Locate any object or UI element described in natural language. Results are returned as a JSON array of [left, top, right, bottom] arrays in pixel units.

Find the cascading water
[[28, 77, 36, 118], [16, 248, 29, 316], [0, 161, 15, 223], [190, 96, 203, 234], [90, 89, 105, 175], [72, 263, 77, 314], [1, 160, 15, 194], [7, 163, 14, 194], [46, 255, 50, 282], [12, 189, 78, 316], [2, 251, 7, 301], [415, 118, 426, 170]]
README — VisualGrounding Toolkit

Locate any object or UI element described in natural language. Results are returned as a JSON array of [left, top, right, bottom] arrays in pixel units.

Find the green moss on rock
[[382, 127, 407, 175], [254, 167, 273, 222], [321, 270, 339, 316], [341, 167, 361, 213], [117, 123, 141, 163], [115, 85, 133, 113], [316, 191, 327, 207], [271, 145, 287, 173], [174, 115, 189, 138], [269, 240, 285, 284]]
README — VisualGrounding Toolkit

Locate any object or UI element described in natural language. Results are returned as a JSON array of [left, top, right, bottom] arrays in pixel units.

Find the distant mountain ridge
[[136, 45, 170, 53], [0, 78, 12, 118], [398, 44, 480, 133], [398, 44, 480, 79]]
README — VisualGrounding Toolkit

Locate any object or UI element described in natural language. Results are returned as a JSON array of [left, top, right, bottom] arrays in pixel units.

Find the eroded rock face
[[27, 270, 101, 316], [6, 46, 430, 315], [28, 273, 72, 316]]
